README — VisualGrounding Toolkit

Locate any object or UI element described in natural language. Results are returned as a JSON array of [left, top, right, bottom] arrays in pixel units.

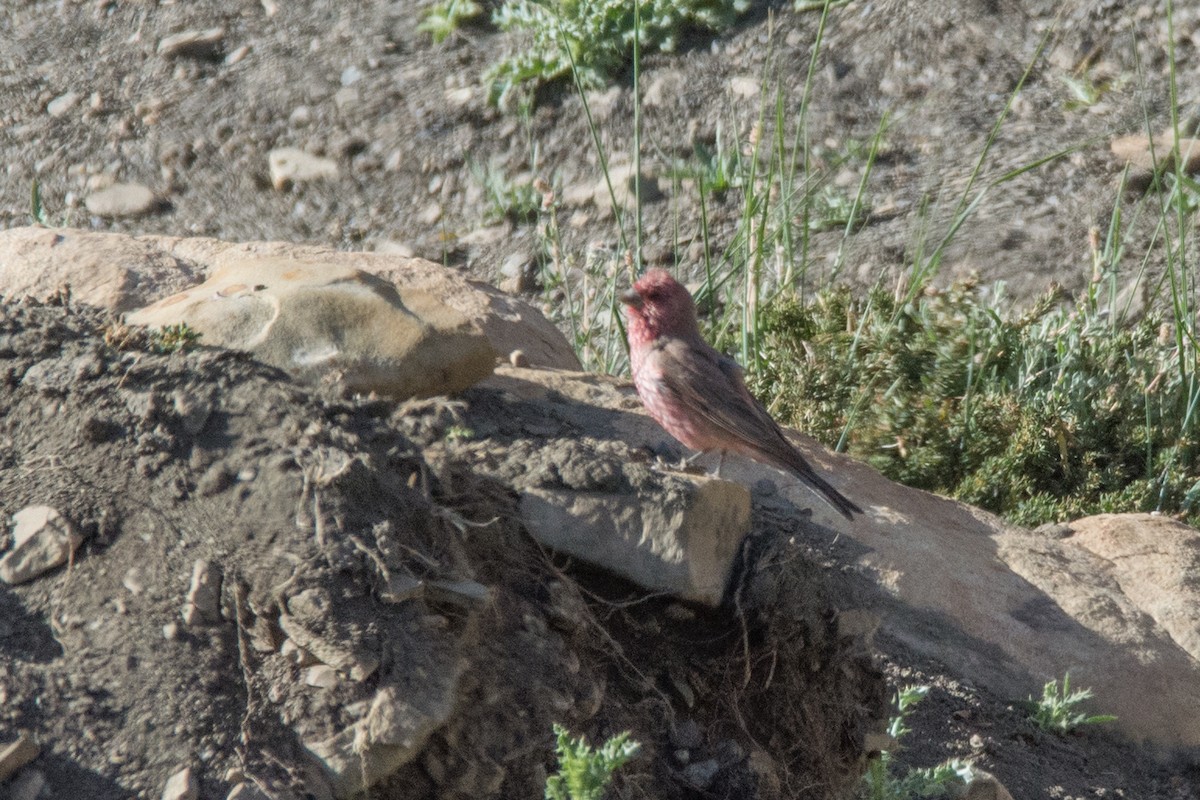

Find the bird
[[621, 268, 861, 520]]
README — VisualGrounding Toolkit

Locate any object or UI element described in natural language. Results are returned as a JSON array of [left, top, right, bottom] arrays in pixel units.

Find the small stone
[[47, 91, 81, 117], [161, 766, 199, 800], [445, 87, 472, 108], [157, 28, 225, 59], [288, 106, 312, 127], [340, 65, 362, 86], [509, 350, 528, 368], [181, 559, 223, 626], [163, 621, 181, 640], [305, 664, 340, 688], [418, 203, 443, 226], [729, 76, 759, 99], [0, 506, 84, 585], [123, 567, 145, 595], [268, 147, 338, 191], [85, 183, 160, 218], [224, 44, 250, 65]]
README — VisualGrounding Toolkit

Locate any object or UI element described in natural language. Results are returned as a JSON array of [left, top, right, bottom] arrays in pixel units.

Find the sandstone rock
[[161, 766, 199, 800], [0, 506, 83, 584], [305, 665, 340, 688], [1065, 513, 1200, 661], [0, 227, 580, 371], [0, 227, 205, 312], [84, 183, 160, 218], [268, 147, 338, 190], [520, 475, 751, 606], [126, 258, 496, 399]]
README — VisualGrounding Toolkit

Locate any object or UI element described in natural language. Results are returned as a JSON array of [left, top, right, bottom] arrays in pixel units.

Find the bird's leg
[[681, 450, 709, 470], [714, 449, 725, 479]]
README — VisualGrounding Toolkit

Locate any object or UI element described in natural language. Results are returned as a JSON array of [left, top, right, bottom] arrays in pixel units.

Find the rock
[[0, 731, 39, 782], [161, 766, 199, 800], [1110, 130, 1200, 174], [519, 475, 751, 606], [224, 44, 250, 65], [126, 258, 496, 399], [157, 27, 225, 59], [181, 559, 223, 626], [305, 680, 458, 798], [729, 76, 760, 99], [508, 349, 528, 368], [46, 91, 81, 117], [0, 227, 205, 312], [0, 506, 84, 585], [1063, 514, 1200, 661], [305, 665, 340, 688], [85, 183, 160, 218], [268, 147, 338, 190], [0, 227, 580, 371], [961, 771, 1016, 800], [426, 579, 490, 607]]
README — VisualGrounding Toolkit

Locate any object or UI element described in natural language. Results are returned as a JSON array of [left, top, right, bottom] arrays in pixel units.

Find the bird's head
[[621, 269, 700, 343]]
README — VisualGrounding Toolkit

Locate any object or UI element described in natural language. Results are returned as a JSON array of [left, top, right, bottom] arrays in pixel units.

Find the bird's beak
[[620, 288, 642, 309]]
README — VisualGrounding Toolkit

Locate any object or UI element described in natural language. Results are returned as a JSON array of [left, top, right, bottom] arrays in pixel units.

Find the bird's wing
[[650, 336, 799, 464]]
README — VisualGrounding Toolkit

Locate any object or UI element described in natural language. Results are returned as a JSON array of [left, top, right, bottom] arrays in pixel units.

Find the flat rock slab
[[127, 257, 495, 399], [0, 506, 83, 585], [520, 476, 751, 606], [0, 227, 580, 371]]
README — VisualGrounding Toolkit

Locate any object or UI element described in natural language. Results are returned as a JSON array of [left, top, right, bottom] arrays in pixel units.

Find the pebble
[[0, 506, 83, 585], [85, 183, 159, 218], [509, 350, 528, 368], [157, 28, 225, 59], [163, 621, 180, 640], [47, 91, 81, 117], [161, 766, 199, 800], [288, 106, 312, 127], [268, 147, 338, 191], [224, 44, 250, 66]]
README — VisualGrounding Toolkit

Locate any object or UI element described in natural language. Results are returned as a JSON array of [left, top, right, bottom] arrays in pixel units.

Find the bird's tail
[[793, 464, 861, 520]]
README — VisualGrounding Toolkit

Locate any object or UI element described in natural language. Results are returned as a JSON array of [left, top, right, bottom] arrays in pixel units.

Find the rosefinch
[[621, 269, 861, 520]]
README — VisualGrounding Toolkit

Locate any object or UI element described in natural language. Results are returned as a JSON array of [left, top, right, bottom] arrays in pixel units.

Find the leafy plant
[[544, 723, 640, 800], [418, 0, 483, 43], [860, 686, 974, 800], [668, 125, 743, 198], [30, 180, 49, 225], [487, 0, 750, 106], [1024, 673, 1117, 735], [147, 323, 202, 354]]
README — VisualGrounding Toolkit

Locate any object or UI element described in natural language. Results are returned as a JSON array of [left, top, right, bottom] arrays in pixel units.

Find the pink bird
[[621, 269, 861, 520]]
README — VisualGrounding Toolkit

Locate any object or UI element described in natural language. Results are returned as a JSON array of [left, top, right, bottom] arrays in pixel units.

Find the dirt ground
[[4, 0, 1200, 798]]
